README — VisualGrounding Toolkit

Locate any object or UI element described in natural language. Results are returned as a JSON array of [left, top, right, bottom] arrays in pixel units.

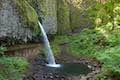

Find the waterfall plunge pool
[[44, 63, 92, 76], [46, 64, 61, 67]]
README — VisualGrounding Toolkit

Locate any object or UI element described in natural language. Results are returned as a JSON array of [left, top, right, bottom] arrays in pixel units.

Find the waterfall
[[38, 21, 60, 67]]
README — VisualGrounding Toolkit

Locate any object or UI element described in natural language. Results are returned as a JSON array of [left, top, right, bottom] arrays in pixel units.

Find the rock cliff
[[0, 0, 96, 42], [0, 0, 39, 41]]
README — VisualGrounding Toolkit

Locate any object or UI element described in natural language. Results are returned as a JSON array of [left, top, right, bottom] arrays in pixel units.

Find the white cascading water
[[38, 21, 60, 67]]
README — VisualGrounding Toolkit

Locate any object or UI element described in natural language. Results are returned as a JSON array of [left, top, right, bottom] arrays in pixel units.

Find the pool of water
[[44, 63, 92, 76]]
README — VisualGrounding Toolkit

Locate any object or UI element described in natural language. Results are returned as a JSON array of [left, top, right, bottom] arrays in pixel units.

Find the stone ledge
[[5, 43, 42, 60], [7, 43, 42, 51]]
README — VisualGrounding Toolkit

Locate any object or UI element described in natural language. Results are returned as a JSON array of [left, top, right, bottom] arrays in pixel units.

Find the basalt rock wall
[[0, 0, 39, 41], [0, 0, 97, 41]]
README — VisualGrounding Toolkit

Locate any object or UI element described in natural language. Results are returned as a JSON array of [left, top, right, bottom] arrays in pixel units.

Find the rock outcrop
[[0, 0, 39, 41], [57, 0, 96, 33], [27, 0, 57, 34], [0, 0, 97, 41], [57, 0, 71, 34], [27, 0, 95, 34]]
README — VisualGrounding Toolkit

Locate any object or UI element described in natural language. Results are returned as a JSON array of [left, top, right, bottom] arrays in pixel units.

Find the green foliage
[[0, 46, 7, 56], [67, 29, 108, 56], [0, 57, 29, 80], [96, 45, 120, 73], [87, 0, 120, 28], [51, 35, 71, 55], [52, 27, 120, 76], [52, 0, 120, 79]]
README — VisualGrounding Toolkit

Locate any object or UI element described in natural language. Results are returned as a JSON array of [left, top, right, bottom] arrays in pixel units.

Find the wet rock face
[[40, 0, 57, 34], [0, 0, 38, 40], [28, 0, 57, 34], [0, 0, 97, 40], [42, 0, 57, 34]]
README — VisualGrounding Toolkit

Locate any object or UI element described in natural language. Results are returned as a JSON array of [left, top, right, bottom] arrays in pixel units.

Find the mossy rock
[[69, 0, 95, 29], [27, 0, 57, 34], [0, 0, 39, 41], [15, 0, 39, 31], [56, 0, 95, 34], [57, 0, 71, 34]]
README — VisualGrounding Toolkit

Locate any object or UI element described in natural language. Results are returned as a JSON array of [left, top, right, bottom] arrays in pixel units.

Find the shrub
[[0, 57, 29, 80], [96, 45, 120, 73], [52, 27, 120, 77]]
